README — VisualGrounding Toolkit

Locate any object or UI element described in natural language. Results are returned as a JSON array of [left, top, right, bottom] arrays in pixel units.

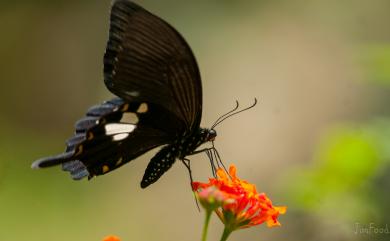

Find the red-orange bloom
[[102, 235, 121, 241], [193, 164, 286, 230]]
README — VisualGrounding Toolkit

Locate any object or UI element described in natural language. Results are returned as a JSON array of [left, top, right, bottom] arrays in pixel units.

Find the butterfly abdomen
[[140, 145, 177, 188], [140, 129, 210, 188]]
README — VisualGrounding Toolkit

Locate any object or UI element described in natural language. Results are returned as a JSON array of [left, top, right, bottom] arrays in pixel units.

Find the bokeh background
[[1, 0, 389, 241]]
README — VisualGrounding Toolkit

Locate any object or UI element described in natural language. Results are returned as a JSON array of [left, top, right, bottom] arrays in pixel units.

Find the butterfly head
[[206, 129, 217, 142]]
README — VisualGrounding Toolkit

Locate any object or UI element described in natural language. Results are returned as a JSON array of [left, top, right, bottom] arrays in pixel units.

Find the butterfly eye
[[207, 129, 217, 141]]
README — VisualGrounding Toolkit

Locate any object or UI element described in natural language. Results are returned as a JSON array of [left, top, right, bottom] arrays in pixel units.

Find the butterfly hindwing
[[33, 98, 176, 179]]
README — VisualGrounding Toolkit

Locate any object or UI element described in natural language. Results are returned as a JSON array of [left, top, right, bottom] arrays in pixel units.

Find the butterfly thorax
[[173, 128, 216, 159]]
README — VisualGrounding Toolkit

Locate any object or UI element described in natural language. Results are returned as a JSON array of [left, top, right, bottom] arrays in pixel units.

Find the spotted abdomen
[[140, 130, 210, 187], [141, 145, 178, 188]]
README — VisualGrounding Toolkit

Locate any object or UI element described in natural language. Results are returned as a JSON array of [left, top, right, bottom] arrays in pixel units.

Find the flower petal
[[103, 235, 121, 241]]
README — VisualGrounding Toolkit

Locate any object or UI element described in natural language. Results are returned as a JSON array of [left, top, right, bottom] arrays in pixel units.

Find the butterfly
[[32, 0, 256, 188], [31, 0, 216, 188]]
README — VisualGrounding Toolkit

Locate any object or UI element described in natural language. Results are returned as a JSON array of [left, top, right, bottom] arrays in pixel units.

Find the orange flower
[[193, 164, 286, 230], [102, 235, 121, 241]]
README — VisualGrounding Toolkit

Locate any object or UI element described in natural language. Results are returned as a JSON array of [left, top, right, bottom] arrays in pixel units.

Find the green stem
[[201, 211, 212, 241], [219, 227, 233, 241]]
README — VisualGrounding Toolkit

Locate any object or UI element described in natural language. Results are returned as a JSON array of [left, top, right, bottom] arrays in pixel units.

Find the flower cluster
[[101, 164, 286, 241], [193, 164, 286, 231]]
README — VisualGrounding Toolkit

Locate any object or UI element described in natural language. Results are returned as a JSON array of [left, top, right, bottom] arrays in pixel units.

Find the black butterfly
[[31, 0, 216, 188], [32, 0, 256, 188]]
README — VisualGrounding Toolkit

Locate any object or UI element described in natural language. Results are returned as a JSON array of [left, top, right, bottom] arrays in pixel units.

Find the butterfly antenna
[[212, 98, 258, 128], [211, 100, 239, 129]]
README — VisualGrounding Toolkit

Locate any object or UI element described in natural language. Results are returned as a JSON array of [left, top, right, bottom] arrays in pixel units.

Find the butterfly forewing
[[104, 0, 202, 131]]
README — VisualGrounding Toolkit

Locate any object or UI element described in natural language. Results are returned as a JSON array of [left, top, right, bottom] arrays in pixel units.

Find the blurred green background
[[1, 0, 389, 241]]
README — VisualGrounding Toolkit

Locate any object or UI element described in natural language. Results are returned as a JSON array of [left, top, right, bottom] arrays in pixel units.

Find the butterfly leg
[[181, 158, 194, 187], [190, 146, 229, 178], [181, 158, 200, 211], [205, 149, 217, 178], [210, 145, 230, 177], [195, 146, 230, 178], [188, 148, 211, 155], [188, 148, 218, 177]]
